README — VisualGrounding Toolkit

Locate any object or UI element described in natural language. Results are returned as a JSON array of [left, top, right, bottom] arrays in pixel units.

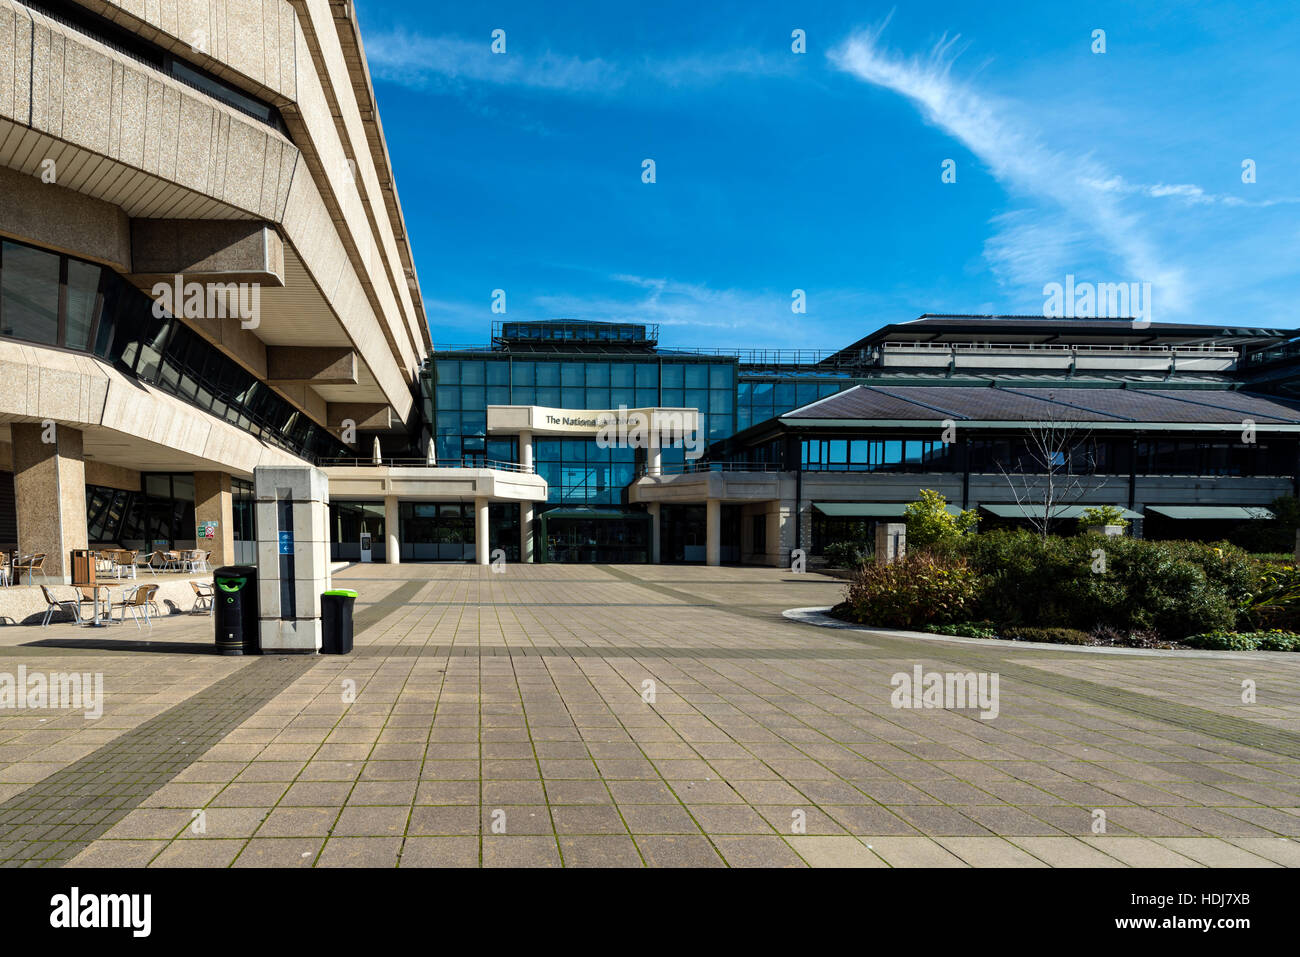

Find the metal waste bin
[[321, 589, 357, 654], [214, 565, 259, 656]]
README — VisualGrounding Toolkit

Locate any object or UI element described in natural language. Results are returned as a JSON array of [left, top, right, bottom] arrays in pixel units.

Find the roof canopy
[[782, 384, 1300, 427]]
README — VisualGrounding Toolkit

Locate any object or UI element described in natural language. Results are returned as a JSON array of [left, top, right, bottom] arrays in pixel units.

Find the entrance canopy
[[980, 504, 1143, 520], [1144, 505, 1274, 520], [813, 502, 958, 517]]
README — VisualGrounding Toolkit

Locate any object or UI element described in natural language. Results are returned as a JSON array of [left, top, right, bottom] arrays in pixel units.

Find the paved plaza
[[1, 564, 1299, 867]]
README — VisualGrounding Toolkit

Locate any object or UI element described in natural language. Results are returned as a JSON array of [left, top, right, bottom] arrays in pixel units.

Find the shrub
[[927, 621, 998, 639], [1001, 625, 1093, 645], [1078, 505, 1129, 529], [904, 490, 978, 549], [823, 541, 866, 568], [842, 552, 980, 629], [954, 530, 1254, 640], [1182, 629, 1300, 651]]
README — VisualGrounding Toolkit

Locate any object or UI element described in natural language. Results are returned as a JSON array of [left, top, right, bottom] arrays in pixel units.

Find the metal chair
[[189, 580, 214, 615], [40, 585, 82, 626], [16, 553, 47, 585], [119, 583, 159, 629]]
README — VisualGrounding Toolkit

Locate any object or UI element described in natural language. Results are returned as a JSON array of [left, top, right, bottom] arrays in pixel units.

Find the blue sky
[[356, 0, 1300, 351]]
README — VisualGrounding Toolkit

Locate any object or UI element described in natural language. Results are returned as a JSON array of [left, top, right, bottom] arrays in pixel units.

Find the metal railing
[[319, 457, 535, 473], [884, 341, 1237, 355], [636, 461, 783, 477]]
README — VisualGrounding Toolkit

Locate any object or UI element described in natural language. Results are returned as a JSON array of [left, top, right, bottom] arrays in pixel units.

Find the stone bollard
[[875, 522, 906, 565]]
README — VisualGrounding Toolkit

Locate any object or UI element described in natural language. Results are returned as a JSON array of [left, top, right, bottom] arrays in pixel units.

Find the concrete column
[[647, 445, 663, 476], [647, 502, 661, 563], [520, 503, 534, 563], [193, 471, 234, 567], [254, 466, 330, 653], [384, 495, 399, 564], [475, 496, 490, 565], [705, 498, 721, 567], [12, 423, 87, 584], [519, 430, 533, 471]]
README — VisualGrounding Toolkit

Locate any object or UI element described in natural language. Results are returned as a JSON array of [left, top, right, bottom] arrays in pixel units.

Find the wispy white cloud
[[828, 26, 1192, 311], [364, 30, 790, 96]]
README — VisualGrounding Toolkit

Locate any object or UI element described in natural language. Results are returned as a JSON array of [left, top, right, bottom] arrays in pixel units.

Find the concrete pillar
[[193, 471, 234, 567], [647, 502, 661, 563], [706, 498, 721, 567], [647, 445, 663, 477], [875, 522, 906, 565], [384, 495, 399, 564], [12, 423, 87, 584], [519, 430, 533, 471], [254, 466, 330, 653], [475, 496, 490, 565], [521, 503, 534, 563]]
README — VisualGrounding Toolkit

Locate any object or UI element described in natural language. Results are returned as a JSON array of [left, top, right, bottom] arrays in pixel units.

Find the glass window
[[585, 362, 609, 387], [635, 363, 658, 388], [561, 363, 584, 387], [511, 360, 535, 386], [709, 364, 732, 389], [65, 260, 101, 351], [460, 361, 484, 385], [535, 362, 560, 387], [485, 360, 510, 386], [1, 242, 60, 344], [661, 364, 684, 389], [610, 363, 634, 388], [684, 365, 708, 389], [460, 386, 485, 411], [486, 386, 510, 406], [562, 387, 585, 408], [436, 386, 460, 410], [435, 360, 460, 384]]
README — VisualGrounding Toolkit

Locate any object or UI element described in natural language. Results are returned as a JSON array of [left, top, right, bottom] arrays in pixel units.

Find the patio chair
[[40, 585, 82, 626], [113, 549, 138, 579], [192, 550, 212, 573], [119, 583, 159, 630], [189, 580, 214, 615], [163, 550, 183, 572], [15, 553, 47, 585], [0, 554, 9, 587], [142, 551, 168, 575]]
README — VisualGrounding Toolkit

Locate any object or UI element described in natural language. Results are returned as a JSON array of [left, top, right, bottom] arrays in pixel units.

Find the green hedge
[[840, 529, 1271, 642]]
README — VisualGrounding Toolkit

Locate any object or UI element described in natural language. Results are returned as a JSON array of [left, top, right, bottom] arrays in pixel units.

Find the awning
[[980, 504, 1143, 520], [538, 507, 648, 521], [813, 502, 959, 518], [1144, 505, 1275, 520]]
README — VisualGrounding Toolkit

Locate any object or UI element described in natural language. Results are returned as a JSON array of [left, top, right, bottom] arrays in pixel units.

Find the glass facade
[[84, 473, 200, 551], [428, 354, 737, 486], [0, 237, 348, 462], [737, 377, 851, 432]]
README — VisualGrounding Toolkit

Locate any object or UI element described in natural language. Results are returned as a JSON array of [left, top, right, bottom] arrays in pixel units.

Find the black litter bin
[[213, 565, 259, 656], [321, 589, 357, 654]]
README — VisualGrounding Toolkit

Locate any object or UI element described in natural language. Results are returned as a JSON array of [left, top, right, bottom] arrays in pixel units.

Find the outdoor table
[[80, 585, 119, 628]]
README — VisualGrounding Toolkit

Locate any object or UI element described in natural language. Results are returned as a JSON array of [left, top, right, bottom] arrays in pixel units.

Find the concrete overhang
[[0, 339, 308, 475], [322, 466, 548, 503], [630, 471, 790, 504], [0, 1, 419, 424]]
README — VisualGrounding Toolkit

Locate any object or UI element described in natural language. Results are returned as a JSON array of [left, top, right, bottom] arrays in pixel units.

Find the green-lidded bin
[[321, 588, 357, 655], [213, 564, 259, 656]]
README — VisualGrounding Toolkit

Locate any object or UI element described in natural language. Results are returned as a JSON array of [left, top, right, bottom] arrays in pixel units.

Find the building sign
[[488, 404, 699, 437], [278, 530, 294, 555], [197, 521, 218, 540]]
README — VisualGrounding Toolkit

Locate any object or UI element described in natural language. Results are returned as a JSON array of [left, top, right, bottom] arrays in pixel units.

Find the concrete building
[[0, 0, 432, 588]]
